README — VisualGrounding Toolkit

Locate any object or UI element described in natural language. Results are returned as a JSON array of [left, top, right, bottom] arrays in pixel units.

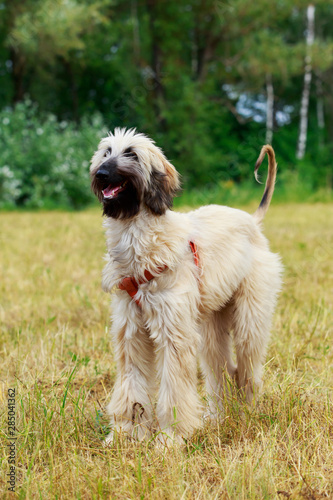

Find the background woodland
[[1, 0, 333, 208]]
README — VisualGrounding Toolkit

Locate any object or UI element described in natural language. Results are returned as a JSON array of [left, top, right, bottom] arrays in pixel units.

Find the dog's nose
[[96, 169, 109, 180]]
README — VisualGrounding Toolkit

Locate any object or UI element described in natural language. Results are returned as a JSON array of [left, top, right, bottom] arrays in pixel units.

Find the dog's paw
[[103, 422, 152, 447], [154, 428, 184, 450], [103, 430, 116, 448], [202, 411, 217, 425], [102, 425, 127, 447]]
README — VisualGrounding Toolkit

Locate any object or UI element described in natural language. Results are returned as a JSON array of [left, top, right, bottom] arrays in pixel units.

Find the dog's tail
[[253, 145, 277, 223]]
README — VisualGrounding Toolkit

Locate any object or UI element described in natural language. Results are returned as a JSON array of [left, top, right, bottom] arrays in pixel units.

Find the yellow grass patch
[[1, 204, 332, 499]]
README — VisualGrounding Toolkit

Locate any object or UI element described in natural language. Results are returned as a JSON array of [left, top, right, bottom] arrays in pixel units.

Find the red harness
[[119, 241, 199, 307]]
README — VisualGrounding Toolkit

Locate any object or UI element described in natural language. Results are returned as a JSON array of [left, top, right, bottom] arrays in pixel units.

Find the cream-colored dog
[[90, 128, 282, 445]]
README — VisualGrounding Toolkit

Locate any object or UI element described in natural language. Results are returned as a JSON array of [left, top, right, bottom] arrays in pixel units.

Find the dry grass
[[0, 204, 332, 499]]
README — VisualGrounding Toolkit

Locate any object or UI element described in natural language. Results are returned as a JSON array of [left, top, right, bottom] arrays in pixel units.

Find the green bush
[[0, 100, 331, 210], [0, 100, 108, 209]]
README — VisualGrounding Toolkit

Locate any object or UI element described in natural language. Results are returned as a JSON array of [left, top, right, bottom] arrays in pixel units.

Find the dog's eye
[[104, 147, 112, 157], [124, 147, 137, 159]]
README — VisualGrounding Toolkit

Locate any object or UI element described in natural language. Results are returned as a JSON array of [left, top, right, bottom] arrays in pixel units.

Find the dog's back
[[188, 203, 281, 315]]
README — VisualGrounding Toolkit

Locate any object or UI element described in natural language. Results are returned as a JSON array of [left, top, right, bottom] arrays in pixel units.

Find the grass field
[[1, 203, 332, 499]]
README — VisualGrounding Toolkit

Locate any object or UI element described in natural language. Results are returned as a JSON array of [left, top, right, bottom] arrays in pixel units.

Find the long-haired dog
[[90, 128, 282, 445]]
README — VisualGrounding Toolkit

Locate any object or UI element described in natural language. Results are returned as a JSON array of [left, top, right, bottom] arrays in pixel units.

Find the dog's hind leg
[[232, 254, 281, 403], [105, 297, 155, 444], [200, 305, 237, 419]]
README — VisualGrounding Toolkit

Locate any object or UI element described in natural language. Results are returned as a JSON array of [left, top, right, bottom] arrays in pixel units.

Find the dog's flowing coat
[[90, 129, 282, 445]]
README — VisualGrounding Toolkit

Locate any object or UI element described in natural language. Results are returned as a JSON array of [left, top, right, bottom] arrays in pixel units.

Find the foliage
[[0, 100, 107, 208], [0, 0, 333, 208], [6, 0, 107, 61], [0, 99, 332, 209]]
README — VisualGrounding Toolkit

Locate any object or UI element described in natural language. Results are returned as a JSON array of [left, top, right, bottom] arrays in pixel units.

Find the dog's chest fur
[[101, 209, 194, 293]]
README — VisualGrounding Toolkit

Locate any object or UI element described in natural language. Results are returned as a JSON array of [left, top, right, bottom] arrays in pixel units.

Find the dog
[[90, 128, 282, 445]]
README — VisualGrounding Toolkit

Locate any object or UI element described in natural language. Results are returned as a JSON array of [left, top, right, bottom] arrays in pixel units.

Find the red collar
[[119, 240, 199, 307]]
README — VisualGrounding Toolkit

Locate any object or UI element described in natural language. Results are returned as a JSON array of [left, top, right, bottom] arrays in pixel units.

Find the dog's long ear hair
[[144, 148, 180, 215]]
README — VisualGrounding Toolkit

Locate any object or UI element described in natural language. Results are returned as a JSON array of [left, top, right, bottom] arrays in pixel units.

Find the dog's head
[[90, 128, 180, 219]]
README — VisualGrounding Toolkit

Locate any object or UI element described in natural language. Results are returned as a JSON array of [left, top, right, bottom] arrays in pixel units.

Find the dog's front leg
[[105, 295, 155, 445], [149, 301, 202, 446]]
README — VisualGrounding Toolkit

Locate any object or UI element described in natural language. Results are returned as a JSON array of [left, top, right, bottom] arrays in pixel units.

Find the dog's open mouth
[[102, 180, 128, 200]]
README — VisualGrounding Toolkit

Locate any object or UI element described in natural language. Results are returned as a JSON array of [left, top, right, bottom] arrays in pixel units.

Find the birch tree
[[296, 4, 315, 160], [265, 74, 274, 144]]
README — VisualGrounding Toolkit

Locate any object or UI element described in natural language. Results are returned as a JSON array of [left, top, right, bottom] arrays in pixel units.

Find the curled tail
[[253, 145, 277, 223]]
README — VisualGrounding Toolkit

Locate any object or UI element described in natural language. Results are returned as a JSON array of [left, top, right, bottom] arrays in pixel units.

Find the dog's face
[[90, 128, 180, 219]]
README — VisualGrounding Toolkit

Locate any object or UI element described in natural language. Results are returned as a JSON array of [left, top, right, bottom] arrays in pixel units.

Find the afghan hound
[[90, 128, 282, 445]]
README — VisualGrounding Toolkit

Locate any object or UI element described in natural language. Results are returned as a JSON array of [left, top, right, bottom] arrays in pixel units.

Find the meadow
[[0, 203, 332, 499]]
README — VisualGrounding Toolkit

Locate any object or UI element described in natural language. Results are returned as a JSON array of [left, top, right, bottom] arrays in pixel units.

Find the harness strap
[[118, 240, 199, 307], [189, 240, 199, 268]]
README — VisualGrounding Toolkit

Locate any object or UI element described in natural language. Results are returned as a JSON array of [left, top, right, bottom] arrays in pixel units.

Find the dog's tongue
[[103, 183, 123, 199]]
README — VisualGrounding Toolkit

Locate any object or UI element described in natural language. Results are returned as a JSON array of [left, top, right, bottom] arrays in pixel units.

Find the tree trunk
[[296, 4, 315, 160], [62, 58, 79, 122], [10, 48, 25, 103], [265, 74, 274, 144], [315, 73, 325, 130], [146, 0, 165, 125], [146, 0, 163, 98], [315, 72, 325, 152], [131, 0, 140, 63]]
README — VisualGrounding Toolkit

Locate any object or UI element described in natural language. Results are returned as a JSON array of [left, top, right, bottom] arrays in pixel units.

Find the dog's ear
[[144, 150, 180, 215]]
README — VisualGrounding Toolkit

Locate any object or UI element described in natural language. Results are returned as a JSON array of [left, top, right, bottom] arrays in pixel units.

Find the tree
[[296, 4, 315, 159], [3, 0, 108, 114]]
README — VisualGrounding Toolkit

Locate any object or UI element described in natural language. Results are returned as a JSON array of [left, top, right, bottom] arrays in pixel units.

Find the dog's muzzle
[[96, 169, 109, 180], [94, 161, 128, 200]]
